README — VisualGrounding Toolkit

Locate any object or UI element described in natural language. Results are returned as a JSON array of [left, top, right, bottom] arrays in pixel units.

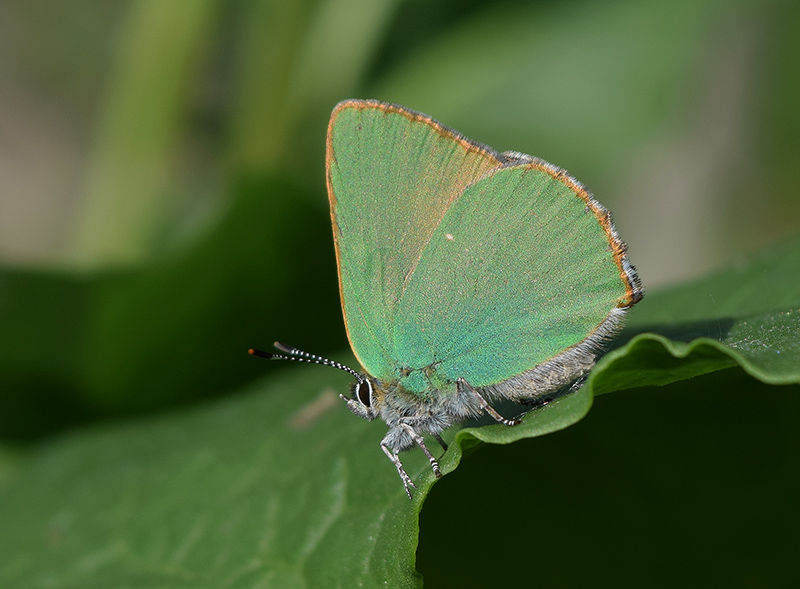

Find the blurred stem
[[228, 0, 400, 173], [285, 0, 400, 124], [228, 0, 312, 172], [71, 0, 220, 269]]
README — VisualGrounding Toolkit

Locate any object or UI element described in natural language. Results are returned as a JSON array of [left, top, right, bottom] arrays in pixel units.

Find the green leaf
[[418, 371, 800, 587], [0, 367, 423, 588], [2, 235, 798, 587], [616, 235, 800, 387]]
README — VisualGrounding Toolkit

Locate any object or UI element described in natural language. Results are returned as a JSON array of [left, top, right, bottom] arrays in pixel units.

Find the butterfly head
[[248, 342, 380, 420], [341, 375, 379, 420]]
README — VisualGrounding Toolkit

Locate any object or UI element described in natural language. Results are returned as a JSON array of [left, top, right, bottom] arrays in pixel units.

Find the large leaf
[[1, 236, 798, 587], [0, 367, 419, 588], [418, 370, 800, 587]]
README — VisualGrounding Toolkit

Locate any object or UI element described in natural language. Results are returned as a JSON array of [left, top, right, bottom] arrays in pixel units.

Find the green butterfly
[[251, 99, 643, 499]]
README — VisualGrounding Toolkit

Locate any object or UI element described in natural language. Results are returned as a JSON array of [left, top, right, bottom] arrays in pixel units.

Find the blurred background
[[1, 0, 799, 441]]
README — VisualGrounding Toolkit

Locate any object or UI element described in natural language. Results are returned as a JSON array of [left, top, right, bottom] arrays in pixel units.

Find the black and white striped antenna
[[249, 342, 363, 380]]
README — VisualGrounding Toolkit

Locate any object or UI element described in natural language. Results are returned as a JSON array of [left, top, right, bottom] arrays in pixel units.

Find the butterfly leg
[[457, 377, 522, 426], [382, 443, 417, 500], [433, 433, 448, 452], [518, 396, 553, 408], [401, 423, 442, 478]]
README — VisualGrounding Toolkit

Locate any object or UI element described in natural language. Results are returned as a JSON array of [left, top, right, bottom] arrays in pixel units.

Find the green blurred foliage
[[1, 0, 799, 436], [0, 0, 799, 585]]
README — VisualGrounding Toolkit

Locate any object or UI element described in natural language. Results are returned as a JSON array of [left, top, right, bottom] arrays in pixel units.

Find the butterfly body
[[343, 378, 467, 454], [254, 99, 642, 498]]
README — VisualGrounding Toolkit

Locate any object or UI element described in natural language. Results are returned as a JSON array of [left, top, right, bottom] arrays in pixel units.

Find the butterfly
[[251, 99, 643, 499]]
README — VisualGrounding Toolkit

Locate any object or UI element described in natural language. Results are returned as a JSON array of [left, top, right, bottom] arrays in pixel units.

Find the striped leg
[[401, 423, 442, 478], [382, 443, 417, 500]]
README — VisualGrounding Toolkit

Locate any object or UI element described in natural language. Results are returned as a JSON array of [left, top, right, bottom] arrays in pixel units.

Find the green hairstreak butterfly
[[251, 99, 643, 498]]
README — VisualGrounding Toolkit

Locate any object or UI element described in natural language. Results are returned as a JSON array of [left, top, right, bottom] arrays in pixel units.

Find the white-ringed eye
[[355, 379, 372, 407]]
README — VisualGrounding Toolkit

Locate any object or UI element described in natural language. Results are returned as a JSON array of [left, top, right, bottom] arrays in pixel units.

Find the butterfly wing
[[392, 159, 641, 392], [326, 100, 503, 380]]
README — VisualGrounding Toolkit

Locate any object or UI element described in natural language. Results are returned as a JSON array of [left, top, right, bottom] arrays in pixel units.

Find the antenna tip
[[249, 348, 271, 359]]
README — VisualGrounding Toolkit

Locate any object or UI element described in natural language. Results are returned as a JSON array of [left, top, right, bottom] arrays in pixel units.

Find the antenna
[[249, 342, 363, 380]]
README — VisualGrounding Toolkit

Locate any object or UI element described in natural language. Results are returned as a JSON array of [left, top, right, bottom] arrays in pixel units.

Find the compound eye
[[355, 379, 372, 407]]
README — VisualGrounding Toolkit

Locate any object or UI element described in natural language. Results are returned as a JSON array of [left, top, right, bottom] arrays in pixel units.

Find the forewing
[[326, 100, 503, 379]]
